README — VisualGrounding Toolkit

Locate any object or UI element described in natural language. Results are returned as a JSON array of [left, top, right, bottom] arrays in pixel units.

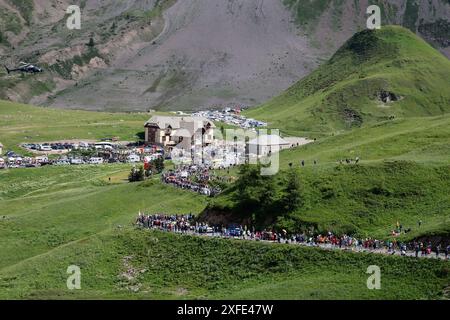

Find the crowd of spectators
[[161, 165, 222, 196], [135, 213, 450, 260]]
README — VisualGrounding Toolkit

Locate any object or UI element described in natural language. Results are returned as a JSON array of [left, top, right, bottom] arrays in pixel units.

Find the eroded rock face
[[71, 56, 107, 80], [377, 90, 400, 103], [0, 0, 449, 111], [341, 107, 363, 127], [419, 19, 450, 48]]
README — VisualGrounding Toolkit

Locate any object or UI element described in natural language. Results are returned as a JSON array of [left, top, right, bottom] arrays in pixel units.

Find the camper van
[[94, 142, 114, 150]]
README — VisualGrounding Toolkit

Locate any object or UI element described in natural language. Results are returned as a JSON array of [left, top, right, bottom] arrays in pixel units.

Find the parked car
[[35, 156, 49, 164], [39, 144, 52, 152], [228, 227, 242, 237], [70, 158, 84, 165], [55, 160, 70, 166], [127, 154, 140, 163], [197, 226, 205, 233], [88, 157, 104, 164], [78, 142, 90, 149], [95, 142, 114, 150]]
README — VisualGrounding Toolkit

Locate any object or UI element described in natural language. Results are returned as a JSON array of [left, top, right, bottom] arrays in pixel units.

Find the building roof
[[172, 129, 192, 138], [145, 115, 215, 129], [248, 134, 289, 146]]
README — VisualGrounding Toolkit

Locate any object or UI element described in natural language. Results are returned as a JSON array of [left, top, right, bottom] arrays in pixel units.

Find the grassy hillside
[[0, 100, 152, 153], [206, 161, 450, 241], [0, 164, 207, 270], [245, 26, 450, 137], [1, 227, 448, 300], [0, 91, 449, 299], [1, 162, 448, 299], [277, 114, 450, 167]]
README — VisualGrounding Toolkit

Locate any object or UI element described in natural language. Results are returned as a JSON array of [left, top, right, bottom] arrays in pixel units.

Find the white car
[[39, 145, 52, 152], [88, 157, 104, 164], [127, 154, 140, 163], [55, 160, 70, 166], [70, 158, 84, 165]]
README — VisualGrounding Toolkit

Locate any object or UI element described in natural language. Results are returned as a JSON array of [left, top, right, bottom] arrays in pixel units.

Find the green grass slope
[[246, 26, 450, 136], [0, 165, 207, 270], [0, 100, 152, 154], [0, 92, 448, 299], [207, 161, 450, 240], [2, 164, 446, 300], [1, 228, 448, 300], [277, 114, 450, 167]]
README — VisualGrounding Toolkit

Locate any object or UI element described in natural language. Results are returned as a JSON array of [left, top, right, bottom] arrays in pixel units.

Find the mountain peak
[[246, 26, 450, 136]]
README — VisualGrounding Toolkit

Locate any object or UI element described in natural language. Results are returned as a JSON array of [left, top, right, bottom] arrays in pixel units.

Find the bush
[[128, 166, 145, 182], [281, 167, 303, 212]]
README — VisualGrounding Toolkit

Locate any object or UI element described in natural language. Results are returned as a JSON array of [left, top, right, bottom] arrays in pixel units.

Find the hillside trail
[[143, 227, 450, 261]]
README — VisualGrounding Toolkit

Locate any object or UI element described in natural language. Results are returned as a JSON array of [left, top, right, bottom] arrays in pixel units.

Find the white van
[[89, 157, 104, 164]]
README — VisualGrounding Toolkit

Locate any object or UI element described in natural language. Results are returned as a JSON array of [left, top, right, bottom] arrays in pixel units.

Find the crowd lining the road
[[135, 213, 450, 260], [161, 165, 223, 196]]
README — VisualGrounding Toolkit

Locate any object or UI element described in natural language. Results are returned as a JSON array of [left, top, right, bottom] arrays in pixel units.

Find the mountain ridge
[[0, 0, 449, 111], [246, 25, 450, 136]]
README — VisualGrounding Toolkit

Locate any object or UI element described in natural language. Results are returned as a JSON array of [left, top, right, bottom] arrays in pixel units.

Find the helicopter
[[4, 62, 43, 74]]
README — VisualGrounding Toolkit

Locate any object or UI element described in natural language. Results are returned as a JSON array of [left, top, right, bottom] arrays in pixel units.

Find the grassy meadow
[[277, 114, 450, 168], [0, 164, 207, 269], [1, 224, 449, 299], [0, 100, 151, 154]]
